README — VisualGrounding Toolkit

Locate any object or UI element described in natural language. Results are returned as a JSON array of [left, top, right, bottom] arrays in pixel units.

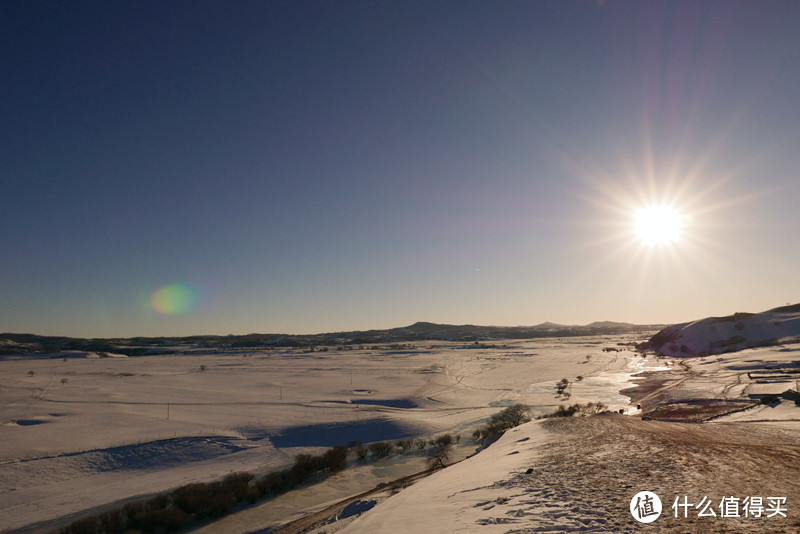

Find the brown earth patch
[[642, 399, 758, 423], [499, 415, 800, 533]]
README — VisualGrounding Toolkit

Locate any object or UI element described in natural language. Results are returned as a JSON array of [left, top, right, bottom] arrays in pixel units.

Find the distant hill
[[321, 320, 661, 344], [640, 303, 800, 357], [0, 320, 663, 355]]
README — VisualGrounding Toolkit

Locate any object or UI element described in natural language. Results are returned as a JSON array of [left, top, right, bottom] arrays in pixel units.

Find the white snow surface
[[647, 306, 800, 357], [5, 326, 800, 533], [337, 421, 548, 534], [0, 337, 651, 533]]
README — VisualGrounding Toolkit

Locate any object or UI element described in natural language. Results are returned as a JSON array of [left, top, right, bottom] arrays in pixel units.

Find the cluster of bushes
[[61, 472, 255, 534], [350, 434, 460, 461], [472, 404, 531, 443], [353, 434, 456, 469], [260, 445, 349, 497], [352, 440, 393, 459], [60, 446, 348, 534], [538, 401, 607, 418], [60, 430, 472, 534]]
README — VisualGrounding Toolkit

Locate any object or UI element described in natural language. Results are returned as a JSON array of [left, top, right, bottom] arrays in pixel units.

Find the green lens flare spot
[[150, 283, 197, 315]]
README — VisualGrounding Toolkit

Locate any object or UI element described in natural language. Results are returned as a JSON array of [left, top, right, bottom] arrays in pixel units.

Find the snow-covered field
[[1, 336, 649, 533], [315, 309, 800, 534], [6, 319, 800, 534]]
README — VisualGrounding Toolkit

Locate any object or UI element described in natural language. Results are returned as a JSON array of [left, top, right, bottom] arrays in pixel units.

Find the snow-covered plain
[[6, 314, 800, 534], [1, 336, 649, 533]]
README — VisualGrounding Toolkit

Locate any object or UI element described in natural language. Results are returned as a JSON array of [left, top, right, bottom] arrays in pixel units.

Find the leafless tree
[[427, 442, 453, 470]]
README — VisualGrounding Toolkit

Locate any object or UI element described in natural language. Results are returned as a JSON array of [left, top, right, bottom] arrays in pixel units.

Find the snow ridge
[[642, 304, 800, 357]]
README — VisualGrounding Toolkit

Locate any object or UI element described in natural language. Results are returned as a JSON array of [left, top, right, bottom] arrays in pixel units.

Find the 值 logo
[[630, 491, 662, 523]]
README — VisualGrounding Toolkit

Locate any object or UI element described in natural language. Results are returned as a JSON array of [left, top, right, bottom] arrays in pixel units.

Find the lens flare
[[150, 283, 197, 315]]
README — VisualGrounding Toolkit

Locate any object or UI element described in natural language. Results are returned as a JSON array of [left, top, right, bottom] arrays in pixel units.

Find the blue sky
[[3, 1, 800, 337]]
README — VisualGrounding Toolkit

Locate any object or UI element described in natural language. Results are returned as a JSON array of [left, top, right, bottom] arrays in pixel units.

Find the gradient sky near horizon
[[3, 1, 800, 337]]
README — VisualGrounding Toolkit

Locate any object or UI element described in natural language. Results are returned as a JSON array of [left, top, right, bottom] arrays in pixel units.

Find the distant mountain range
[[12, 303, 798, 358], [640, 303, 800, 357], [371, 320, 660, 341], [0, 320, 664, 355]]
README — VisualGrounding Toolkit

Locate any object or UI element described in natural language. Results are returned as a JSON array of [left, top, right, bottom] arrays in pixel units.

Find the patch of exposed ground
[[491, 415, 800, 533], [642, 399, 757, 423], [621, 360, 760, 422], [620, 372, 678, 406]]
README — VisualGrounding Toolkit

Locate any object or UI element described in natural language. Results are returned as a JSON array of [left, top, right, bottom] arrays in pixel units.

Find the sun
[[632, 205, 685, 245]]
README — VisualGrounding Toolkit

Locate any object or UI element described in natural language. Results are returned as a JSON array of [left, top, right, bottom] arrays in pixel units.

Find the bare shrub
[[254, 477, 270, 498], [434, 434, 453, 447], [207, 490, 236, 518], [122, 501, 147, 523], [263, 472, 291, 495], [219, 472, 254, 501], [322, 445, 348, 472], [395, 438, 414, 452], [369, 441, 393, 458], [580, 401, 607, 415], [291, 453, 320, 479], [556, 378, 569, 396], [64, 516, 102, 534], [97, 509, 126, 533], [173, 483, 211, 516], [129, 506, 192, 532]]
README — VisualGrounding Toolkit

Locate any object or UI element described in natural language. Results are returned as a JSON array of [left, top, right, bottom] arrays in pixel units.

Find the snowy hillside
[[330, 416, 800, 533], [641, 303, 800, 357], [335, 420, 552, 534]]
